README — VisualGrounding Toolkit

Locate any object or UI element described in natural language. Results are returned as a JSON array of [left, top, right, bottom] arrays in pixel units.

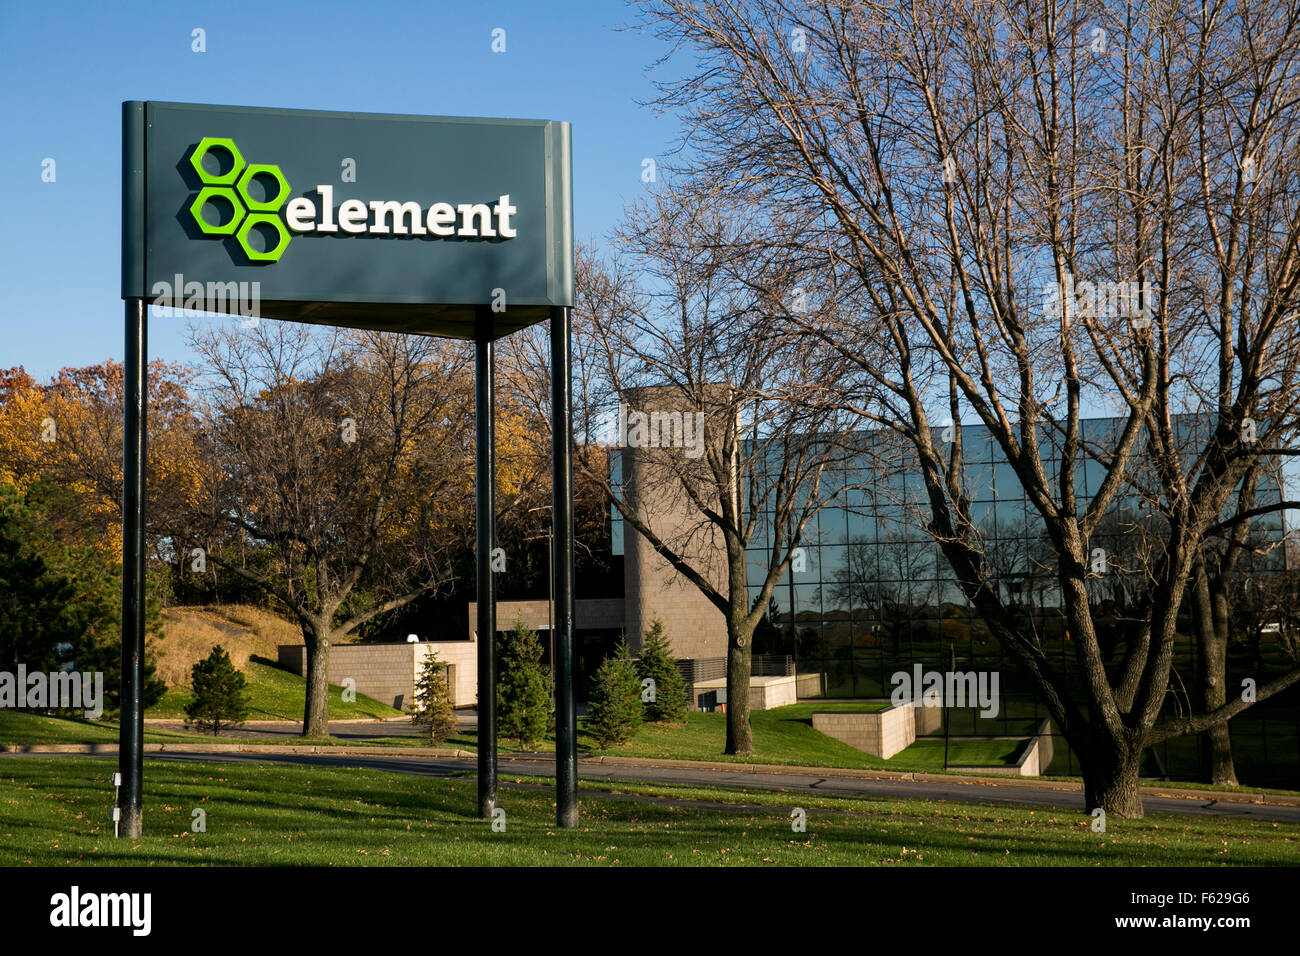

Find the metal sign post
[[551, 305, 577, 827], [117, 297, 146, 839], [476, 308, 498, 818], [119, 100, 574, 836]]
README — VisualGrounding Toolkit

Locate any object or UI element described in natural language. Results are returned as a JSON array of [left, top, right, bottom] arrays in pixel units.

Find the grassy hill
[[146, 604, 400, 721], [146, 657, 397, 721], [155, 605, 302, 685]]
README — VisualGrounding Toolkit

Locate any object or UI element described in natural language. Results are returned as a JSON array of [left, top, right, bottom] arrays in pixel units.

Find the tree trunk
[[1192, 565, 1239, 785], [1080, 735, 1145, 819], [302, 626, 331, 738], [724, 609, 755, 755]]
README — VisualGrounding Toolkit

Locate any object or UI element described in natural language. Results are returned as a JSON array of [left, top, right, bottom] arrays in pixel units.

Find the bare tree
[[572, 184, 862, 754], [180, 321, 473, 737], [642, 0, 1300, 814]]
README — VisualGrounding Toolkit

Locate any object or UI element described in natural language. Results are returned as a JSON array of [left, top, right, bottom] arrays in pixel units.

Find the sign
[[122, 101, 573, 338]]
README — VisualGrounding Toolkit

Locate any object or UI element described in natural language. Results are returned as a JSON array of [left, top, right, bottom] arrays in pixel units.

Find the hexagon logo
[[236, 214, 292, 262], [186, 139, 293, 262], [189, 186, 246, 236], [236, 163, 291, 213], [190, 137, 245, 186]]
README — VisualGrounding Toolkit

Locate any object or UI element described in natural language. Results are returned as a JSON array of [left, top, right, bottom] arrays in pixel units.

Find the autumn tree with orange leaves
[[176, 322, 477, 738]]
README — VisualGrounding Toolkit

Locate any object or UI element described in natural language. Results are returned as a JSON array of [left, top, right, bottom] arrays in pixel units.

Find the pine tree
[[409, 649, 458, 744], [588, 639, 643, 748], [0, 480, 167, 712], [637, 617, 688, 723], [497, 615, 551, 750], [184, 645, 248, 735]]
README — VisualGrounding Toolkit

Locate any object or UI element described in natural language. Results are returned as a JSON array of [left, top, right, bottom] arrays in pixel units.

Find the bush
[[184, 645, 248, 735], [408, 649, 458, 744], [497, 616, 551, 750], [588, 639, 643, 748], [637, 618, 688, 722]]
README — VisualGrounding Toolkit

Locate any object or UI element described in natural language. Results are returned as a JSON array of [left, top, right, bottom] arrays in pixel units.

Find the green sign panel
[[122, 101, 573, 338]]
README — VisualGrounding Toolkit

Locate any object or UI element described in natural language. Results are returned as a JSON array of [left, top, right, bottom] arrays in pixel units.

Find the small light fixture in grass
[[184, 645, 249, 735]]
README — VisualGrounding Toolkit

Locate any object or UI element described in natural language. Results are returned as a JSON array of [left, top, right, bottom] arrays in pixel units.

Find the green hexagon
[[189, 186, 246, 235], [189, 137, 245, 185], [236, 163, 291, 212], [236, 214, 292, 262]]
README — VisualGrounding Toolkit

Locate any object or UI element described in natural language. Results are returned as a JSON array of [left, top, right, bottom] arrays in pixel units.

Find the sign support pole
[[118, 297, 147, 838], [551, 305, 578, 827], [475, 309, 498, 818]]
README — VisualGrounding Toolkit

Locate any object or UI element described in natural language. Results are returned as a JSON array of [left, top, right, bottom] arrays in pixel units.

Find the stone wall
[[795, 673, 826, 698], [276, 640, 478, 710], [944, 719, 1057, 777], [913, 701, 945, 735], [415, 641, 478, 709], [620, 386, 735, 661], [692, 674, 798, 711], [1010, 719, 1055, 776], [811, 700, 936, 759]]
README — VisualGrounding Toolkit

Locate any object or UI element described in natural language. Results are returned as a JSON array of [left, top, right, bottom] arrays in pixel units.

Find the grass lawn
[[583, 702, 1023, 772], [0, 711, 426, 750], [0, 757, 1295, 866], [0, 712, 213, 746], [577, 702, 1013, 780], [145, 659, 400, 721], [410, 702, 932, 768], [418, 702, 1022, 770]]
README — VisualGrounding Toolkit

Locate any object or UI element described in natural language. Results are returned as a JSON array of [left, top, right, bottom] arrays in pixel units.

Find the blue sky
[[0, 0, 680, 379]]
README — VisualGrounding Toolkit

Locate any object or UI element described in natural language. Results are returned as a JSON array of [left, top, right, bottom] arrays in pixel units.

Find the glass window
[[994, 462, 1023, 499], [610, 510, 623, 557], [845, 510, 877, 542], [853, 662, 886, 698], [966, 462, 996, 501], [747, 551, 775, 588], [878, 505, 908, 543], [995, 499, 1028, 536], [970, 501, 997, 537], [1040, 453, 1061, 491], [823, 619, 853, 649], [813, 544, 848, 583], [961, 426, 994, 462], [1082, 458, 1108, 498], [792, 583, 823, 621], [765, 586, 791, 624], [1082, 417, 1121, 447], [817, 507, 850, 545], [905, 543, 939, 581], [1071, 463, 1088, 504]]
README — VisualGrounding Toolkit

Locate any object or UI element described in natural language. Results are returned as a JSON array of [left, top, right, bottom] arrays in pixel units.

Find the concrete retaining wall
[[1015, 719, 1055, 776], [277, 640, 478, 710], [812, 701, 922, 759], [692, 674, 799, 712], [914, 702, 945, 735], [795, 673, 826, 698], [961, 720, 1057, 777]]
